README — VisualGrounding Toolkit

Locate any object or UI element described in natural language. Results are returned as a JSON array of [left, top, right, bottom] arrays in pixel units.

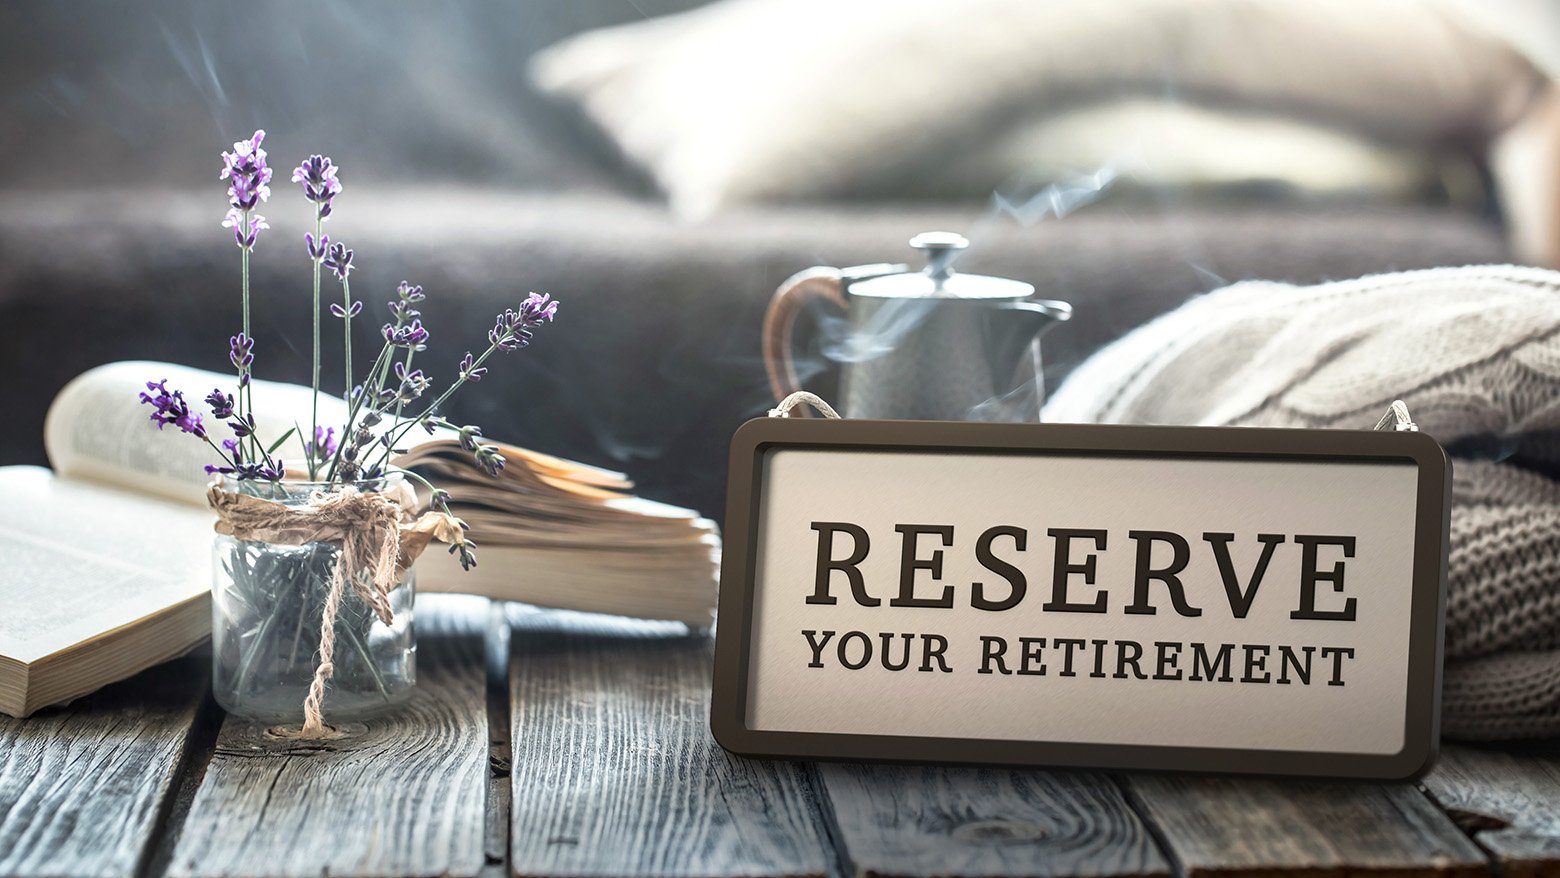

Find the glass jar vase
[[210, 476, 416, 724]]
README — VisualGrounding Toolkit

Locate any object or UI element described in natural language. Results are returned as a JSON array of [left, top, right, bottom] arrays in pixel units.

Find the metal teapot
[[762, 232, 1071, 421]]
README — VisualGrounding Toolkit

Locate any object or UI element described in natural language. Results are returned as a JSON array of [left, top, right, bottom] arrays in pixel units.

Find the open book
[[0, 361, 719, 717]]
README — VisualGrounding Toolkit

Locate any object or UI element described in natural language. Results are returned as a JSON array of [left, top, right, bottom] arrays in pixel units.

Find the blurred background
[[1, 0, 1557, 517]]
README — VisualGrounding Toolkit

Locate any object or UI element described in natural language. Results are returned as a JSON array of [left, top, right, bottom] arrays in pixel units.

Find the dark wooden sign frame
[[711, 417, 1451, 780]]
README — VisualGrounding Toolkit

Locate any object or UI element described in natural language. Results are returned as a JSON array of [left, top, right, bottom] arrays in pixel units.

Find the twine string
[[768, 391, 841, 419], [207, 483, 463, 737]]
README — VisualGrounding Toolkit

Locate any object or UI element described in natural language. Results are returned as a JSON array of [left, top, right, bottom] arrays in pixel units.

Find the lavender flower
[[489, 293, 558, 351], [291, 155, 342, 218], [330, 300, 363, 319], [204, 439, 241, 476], [202, 438, 284, 480], [393, 361, 429, 404], [450, 537, 478, 572], [235, 459, 287, 481], [304, 426, 339, 463], [324, 241, 354, 280], [383, 318, 429, 350], [222, 209, 270, 249], [205, 389, 235, 419], [229, 333, 255, 386], [388, 299, 419, 324], [219, 131, 272, 250], [455, 423, 482, 453], [387, 282, 424, 326], [139, 380, 207, 438], [457, 352, 487, 383], [305, 232, 329, 261], [220, 130, 272, 209], [473, 444, 506, 477]]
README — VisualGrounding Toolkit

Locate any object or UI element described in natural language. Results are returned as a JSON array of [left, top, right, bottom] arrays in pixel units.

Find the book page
[[45, 361, 347, 507], [0, 466, 213, 664]]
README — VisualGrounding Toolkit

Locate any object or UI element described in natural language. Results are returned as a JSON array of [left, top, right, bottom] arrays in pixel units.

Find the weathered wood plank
[[0, 654, 208, 878], [1422, 742, 1560, 877], [1126, 774, 1488, 878], [820, 763, 1171, 878], [509, 609, 830, 878], [169, 594, 490, 878]]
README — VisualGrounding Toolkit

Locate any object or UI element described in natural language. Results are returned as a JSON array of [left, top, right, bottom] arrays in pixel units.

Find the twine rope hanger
[[770, 391, 1415, 431]]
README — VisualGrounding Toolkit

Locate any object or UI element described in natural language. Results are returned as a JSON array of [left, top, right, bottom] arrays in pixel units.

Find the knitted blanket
[[1044, 264, 1560, 740]]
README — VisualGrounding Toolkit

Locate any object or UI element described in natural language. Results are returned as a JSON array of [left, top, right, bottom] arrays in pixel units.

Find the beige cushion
[[932, 98, 1467, 204], [531, 0, 1546, 216]]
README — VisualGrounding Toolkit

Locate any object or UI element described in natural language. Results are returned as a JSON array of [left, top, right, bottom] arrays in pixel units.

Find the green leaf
[[267, 426, 297, 456]]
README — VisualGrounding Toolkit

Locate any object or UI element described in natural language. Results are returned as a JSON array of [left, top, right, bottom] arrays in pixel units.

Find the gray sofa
[[0, 0, 1516, 517]]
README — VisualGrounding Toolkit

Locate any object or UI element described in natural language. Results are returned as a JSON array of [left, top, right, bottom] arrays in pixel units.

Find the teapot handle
[[762, 266, 847, 412]]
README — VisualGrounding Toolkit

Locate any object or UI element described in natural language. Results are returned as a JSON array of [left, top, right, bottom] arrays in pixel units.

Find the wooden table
[[3, 595, 1558, 878]]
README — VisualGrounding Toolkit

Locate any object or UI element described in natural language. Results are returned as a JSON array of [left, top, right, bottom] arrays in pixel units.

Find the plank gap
[[801, 761, 855, 878], [819, 761, 1173, 878], [1421, 743, 1560, 877], [138, 677, 224, 878], [1114, 773, 1189, 878], [484, 602, 514, 878], [1125, 774, 1489, 878], [508, 610, 831, 878]]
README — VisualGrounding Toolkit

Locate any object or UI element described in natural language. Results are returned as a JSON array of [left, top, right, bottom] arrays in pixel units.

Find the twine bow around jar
[[206, 479, 464, 737]]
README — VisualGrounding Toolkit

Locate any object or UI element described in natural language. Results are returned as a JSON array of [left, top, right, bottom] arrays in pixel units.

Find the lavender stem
[[309, 212, 322, 481], [341, 277, 353, 430]]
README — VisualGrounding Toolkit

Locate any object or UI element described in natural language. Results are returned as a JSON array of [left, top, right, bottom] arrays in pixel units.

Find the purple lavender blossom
[[393, 361, 429, 404], [219, 131, 272, 249], [139, 380, 207, 438], [456, 423, 483, 453], [388, 299, 420, 324], [330, 300, 364, 319], [222, 209, 269, 249], [388, 282, 424, 325], [304, 426, 339, 463], [291, 155, 342, 218], [473, 444, 506, 477], [451, 538, 478, 572], [201, 438, 284, 481], [220, 130, 273, 208], [457, 352, 488, 383], [489, 293, 558, 351], [305, 232, 329, 260], [324, 241, 354, 280], [383, 318, 429, 350], [229, 333, 255, 386], [205, 389, 235, 419], [233, 459, 287, 481], [204, 439, 242, 476]]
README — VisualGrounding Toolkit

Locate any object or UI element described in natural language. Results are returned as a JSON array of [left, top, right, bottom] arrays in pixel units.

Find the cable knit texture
[[1044, 264, 1560, 740]]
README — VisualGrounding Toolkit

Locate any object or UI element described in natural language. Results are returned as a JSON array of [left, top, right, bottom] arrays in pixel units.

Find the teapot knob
[[909, 231, 969, 282]]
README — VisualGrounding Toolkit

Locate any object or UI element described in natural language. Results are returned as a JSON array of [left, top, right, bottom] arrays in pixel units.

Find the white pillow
[[931, 98, 1458, 203], [530, 0, 1545, 217]]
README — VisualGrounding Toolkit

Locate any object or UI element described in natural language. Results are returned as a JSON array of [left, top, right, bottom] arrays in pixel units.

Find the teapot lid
[[849, 231, 1034, 300]]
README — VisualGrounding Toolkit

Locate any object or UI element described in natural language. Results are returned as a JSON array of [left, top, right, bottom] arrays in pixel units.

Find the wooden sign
[[711, 417, 1450, 779]]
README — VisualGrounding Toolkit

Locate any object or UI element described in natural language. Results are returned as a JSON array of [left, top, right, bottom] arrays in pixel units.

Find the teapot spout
[[987, 298, 1072, 382]]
